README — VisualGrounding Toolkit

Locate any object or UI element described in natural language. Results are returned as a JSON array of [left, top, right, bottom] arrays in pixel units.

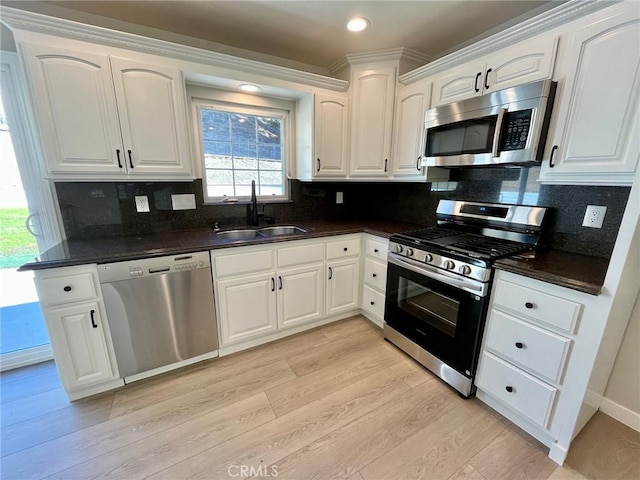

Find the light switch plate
[[171, 194, 196, 210], [582, 205, 607, 228], [134, 195, 150, 213]]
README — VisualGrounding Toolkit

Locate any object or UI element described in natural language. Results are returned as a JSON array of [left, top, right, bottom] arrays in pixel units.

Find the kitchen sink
[[258, 226, 307, 236], [214, 229, 265, 241]]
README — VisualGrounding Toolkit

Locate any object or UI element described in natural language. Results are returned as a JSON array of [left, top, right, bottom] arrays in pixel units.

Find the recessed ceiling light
[[346, 17, 370, 32], [239, 84, 261, 92]]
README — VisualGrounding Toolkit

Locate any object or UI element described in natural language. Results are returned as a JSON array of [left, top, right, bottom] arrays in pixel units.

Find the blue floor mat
[[0, 302, 49, 354]]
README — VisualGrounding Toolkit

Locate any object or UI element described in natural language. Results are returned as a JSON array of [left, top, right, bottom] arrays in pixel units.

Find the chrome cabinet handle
[[90, 309, 97, 328]]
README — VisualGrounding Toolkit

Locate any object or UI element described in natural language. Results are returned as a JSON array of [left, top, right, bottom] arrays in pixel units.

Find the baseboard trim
[[0, 345, 54, 372], [599, 397, 640, 432]]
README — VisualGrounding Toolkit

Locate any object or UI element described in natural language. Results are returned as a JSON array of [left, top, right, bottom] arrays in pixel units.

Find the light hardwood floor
[[1, 316, 638, 480]]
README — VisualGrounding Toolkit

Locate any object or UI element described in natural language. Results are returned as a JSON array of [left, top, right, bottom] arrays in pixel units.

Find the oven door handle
[[388, 253, 487, 296]]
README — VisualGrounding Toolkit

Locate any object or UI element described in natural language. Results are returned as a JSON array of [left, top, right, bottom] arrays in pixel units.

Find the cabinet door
[[46, 302, 116, 390], [485, 36, 557, 93], [110, 57, 192, 176], [216, 272, 278, 346], [277, 263, 324, 329], [432, 61, 485, 107], [21, 44, 124, 174], [349, 66, 396, 177], [391, 80, 431, 178], [326, 259, 360, 315], [314, 94, 348, 177], [539, 4, 640, 185]]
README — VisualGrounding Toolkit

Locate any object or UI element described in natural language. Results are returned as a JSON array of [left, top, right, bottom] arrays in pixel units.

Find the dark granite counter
[[19, 220, 421, 271], [495, 250, 609, 296]]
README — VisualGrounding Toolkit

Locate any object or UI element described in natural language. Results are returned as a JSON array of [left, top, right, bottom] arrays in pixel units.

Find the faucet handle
[[213, 222, 220, 232]]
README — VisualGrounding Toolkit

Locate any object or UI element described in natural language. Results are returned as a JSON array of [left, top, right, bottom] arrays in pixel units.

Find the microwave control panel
[[501, 109, 532, 151]]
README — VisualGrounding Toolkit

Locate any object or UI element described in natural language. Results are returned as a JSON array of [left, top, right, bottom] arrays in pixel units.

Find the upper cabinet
[[432, 36, 558, 107], [21, 43, 192, 179], [348, 64, 397, 177], [538, 2, 640, 186], [391, 79, 449, 182], [295, 92, 349, 180]]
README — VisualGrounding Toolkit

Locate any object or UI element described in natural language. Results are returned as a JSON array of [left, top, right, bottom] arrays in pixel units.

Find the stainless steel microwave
[[421, 80, 557, 168]]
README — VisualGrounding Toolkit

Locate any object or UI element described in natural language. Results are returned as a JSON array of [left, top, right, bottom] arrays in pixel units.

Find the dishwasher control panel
[[98, 251, 211, 283]]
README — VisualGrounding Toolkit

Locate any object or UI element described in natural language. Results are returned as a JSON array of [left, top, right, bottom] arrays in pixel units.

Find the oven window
[[398, 278, 460, 337], [426, 116, 497, 156]]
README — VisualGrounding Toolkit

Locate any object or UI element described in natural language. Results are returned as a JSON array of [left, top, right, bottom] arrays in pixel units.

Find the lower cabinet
[[34, 264, 122, 399], [278, 263, 324, 329], [326, 258, 360, 315], [360, 235, 389, 326]]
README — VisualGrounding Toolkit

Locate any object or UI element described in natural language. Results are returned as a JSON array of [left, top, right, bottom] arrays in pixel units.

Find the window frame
[[191, 90, 293, 204]]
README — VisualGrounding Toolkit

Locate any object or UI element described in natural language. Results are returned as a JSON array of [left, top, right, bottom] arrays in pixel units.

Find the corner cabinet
[[348, 65, 397, 177], [33, 264, 123, 400], [538, 2, 640, 186], [432, 35, 558, 107], [20, 42, 192, 179], [391, 79, 449, 182]]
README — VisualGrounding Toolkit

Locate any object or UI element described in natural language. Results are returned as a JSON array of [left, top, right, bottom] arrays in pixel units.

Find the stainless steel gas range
[[383, 200, 550, 397]]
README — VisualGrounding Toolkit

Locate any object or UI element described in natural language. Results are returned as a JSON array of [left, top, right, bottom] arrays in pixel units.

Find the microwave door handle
[[491, 108, 508, 158], [388, 253, 484, 294]]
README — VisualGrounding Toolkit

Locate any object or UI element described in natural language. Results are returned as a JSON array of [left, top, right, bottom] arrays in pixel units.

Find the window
[[196, 102, 289, 202]]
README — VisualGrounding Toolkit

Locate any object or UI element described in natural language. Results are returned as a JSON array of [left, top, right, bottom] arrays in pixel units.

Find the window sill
[[203, 199, 293, 206]]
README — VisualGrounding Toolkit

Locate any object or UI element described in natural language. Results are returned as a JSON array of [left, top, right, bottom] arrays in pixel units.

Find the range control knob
[[425, 253, 433, 263], [459, 265, 471, 275], [444, 260, 455, 270], [406, 248, 414, 257], [395, 245, 404, 254]]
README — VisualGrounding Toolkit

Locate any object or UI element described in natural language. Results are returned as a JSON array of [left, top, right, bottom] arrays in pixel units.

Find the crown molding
[[399, 0, 620, 84], [328, 47, 431, 76], [0, 6, 349, 92]]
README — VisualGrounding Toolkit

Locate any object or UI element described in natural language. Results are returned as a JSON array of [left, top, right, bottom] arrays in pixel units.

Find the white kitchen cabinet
[[216, 271, 279, 346], [360, 235, 389, 327], [538, 2, 640, 186], [326, 258, 360, 316], [21, 43, 192, 178], [432, 36, 557, 107], [313, 94, 349, 177], [349, 65, 397, 177], [277, 263, 324, 329], [33, 264, 122, 400], [391, 79, 449, 181]]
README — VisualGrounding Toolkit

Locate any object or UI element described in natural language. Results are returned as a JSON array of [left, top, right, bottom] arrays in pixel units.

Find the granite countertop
[[495, 250, 609, 296], [20, 220, 421, 271]]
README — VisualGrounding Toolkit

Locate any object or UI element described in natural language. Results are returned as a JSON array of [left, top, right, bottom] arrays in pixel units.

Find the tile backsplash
[[55, 166, 631, 259]]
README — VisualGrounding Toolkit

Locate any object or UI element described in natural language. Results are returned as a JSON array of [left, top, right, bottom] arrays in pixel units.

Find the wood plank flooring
[[1, 315, 638, 480]]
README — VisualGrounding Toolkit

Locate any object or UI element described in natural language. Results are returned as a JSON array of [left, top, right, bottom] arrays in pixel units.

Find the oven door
[[384, 254, 488, 376]]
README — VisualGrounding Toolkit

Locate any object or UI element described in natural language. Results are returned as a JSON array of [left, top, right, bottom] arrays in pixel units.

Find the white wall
[[604, 293, 640, 419]]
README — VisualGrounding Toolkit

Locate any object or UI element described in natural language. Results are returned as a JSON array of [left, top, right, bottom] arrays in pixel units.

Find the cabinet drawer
[[363, 258, 387, 291], [362, 285, 385, 319], [365, 237, 388, 260], [492, 279, 581, 333], [485, 310, 571, 383], [326, 237, 361, 260], [213, 249, 274, 278], [277, 243, 324, 268], [477, 352, 557, 429], [38, 273, 98, 306]]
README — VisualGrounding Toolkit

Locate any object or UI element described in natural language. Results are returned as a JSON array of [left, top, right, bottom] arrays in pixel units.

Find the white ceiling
[[3, 1, 560, 70]]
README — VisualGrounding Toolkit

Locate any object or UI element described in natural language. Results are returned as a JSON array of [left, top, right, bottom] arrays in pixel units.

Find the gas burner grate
[[447, 237, 532, 258], [398, 227, 460, 242]]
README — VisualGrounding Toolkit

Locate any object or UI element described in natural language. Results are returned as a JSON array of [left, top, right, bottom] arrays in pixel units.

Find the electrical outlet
[[582, 205, 607, 228], [336, 192, 344, 204], [171, 194, 196, 210], [135, 195, 150, 213]]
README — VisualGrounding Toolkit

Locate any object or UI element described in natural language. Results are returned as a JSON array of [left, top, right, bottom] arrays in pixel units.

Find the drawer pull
[[505, 386, 514, 393], [515, 342, 524, 349], [374, 249, 379, 253], [372, 273, 377, 278], [63, 286, 72, 292], [370, 301, 375, 305], [343, 247, 348, 252], [525, 302, 534, 309]]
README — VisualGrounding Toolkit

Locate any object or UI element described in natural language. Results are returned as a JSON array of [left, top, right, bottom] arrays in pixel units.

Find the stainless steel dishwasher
[[98, 251, 218, 380]]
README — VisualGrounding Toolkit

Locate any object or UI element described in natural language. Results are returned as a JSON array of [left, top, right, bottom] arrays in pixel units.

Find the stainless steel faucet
[[247, 180, 259, 226]]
